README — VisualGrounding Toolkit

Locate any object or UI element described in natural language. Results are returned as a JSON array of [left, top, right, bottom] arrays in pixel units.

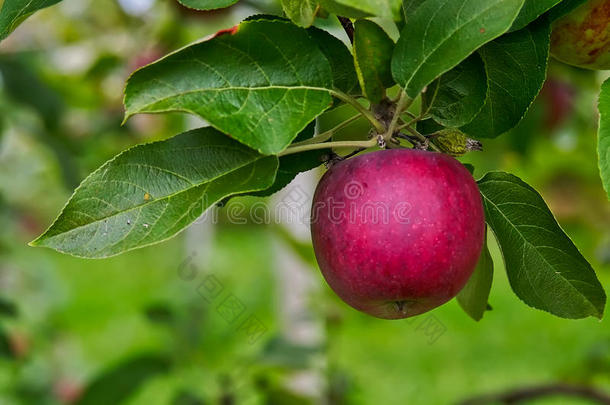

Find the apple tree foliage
[[3, 0, 608, 321]]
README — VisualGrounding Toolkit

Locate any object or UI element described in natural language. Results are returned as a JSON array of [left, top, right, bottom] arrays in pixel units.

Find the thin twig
[[396, 113, 424, 132], [279, 138, 377, 157]]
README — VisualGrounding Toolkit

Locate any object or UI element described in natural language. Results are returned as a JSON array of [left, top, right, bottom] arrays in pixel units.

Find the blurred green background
[[0, 1, 609, 404]]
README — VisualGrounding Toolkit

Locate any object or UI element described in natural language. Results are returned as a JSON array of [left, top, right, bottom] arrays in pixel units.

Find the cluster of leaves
[[1, 0, 608, 321]]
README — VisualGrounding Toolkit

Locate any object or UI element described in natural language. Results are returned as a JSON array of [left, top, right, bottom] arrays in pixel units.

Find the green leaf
[[599, 78, 610, 199], [401, 0, 427, 19], [31, 128, 278, 258], [457, 230, 494, 321], [392, 0, 525, 98], [510, 0, 562, 31], [0, 0, 62, 41], [548, 0, 586, 21], [478, 171, 606, 319], [307, 26, 360, 95], [461, 19, 550, 138], [321, 0, 400, 19], [422, 53, 487, 127], [76, 355, 170, 405], [416, 118, 444, 135], [124, 19, 334, 155], [319, 0, 371, 18], [241, 15, 358, 94], [281, 0, 318, 27], [353, 20, 395, 103], [176, 0, 239, 10]]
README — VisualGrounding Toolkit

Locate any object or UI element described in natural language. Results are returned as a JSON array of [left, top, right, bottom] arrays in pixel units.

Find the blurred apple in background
[[541, 78, 576, 132], [550, 0, 610, 70]]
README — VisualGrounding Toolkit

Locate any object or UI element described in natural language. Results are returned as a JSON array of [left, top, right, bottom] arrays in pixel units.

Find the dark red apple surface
[[310, 149, 485, 319]]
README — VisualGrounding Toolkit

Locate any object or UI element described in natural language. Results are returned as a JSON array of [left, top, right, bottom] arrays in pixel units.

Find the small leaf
[[462, 19, 550, 138], [422, 53, 487, 127], [0, 0, 62, 41], [176, 0, 239, 10], [599, 78, 610, 198], [478, 171, 606, 319], [510, 0, 562, 31], [457, 230, 494, 321], [281, 0, 318, 27], [320, 0, 400, 19], [31, 128, 278, 258], [124, 19, 334, 155], [392, 0, 525, 98], [76, 354, 170, 405], [307, 26, 360, 95], [429, 128, 482, 157], [353, 20, 395, 103]]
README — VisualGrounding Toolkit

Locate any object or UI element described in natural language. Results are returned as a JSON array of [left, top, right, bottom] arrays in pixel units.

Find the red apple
[[550, 0, 610, 70], [310, 149, 485, 319]]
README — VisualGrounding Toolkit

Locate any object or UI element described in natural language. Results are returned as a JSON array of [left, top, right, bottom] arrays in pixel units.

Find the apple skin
[[550, 0, 610, 70], [310, 149, 485, 319]]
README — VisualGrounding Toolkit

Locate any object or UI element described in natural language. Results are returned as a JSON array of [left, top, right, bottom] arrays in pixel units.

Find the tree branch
[[458, 383, 610, 405]]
